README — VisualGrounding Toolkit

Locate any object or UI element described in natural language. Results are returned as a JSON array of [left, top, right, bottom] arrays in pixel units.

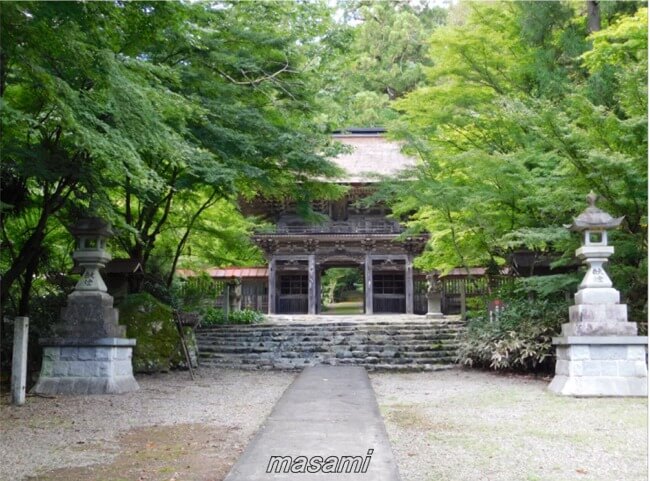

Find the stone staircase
[[196, 317, 465, 371]]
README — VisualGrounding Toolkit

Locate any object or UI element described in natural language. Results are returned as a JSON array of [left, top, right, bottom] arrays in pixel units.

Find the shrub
[[457, 298, 568, 372], [172, 273, 223, 311], [200, 307, 264, 326], [120, 293, 197, 373], [457, 277, 571, 373]]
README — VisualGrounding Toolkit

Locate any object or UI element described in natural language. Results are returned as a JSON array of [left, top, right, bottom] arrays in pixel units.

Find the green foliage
[[171, 273, 222, 311], [1, 1, 345, 316], [458, 297, 568, 373], [385, 2, 647, 321], [200, 307, 264, 326], [119, 293, 192, 373], [320, 267, 362, 305], [315, 1, 446, 129]]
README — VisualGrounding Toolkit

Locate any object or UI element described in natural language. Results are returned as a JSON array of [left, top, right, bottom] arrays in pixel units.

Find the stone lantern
[[71, 217, 113, 293], [32, 217, 139, 395], [549, 193, 647, 396]]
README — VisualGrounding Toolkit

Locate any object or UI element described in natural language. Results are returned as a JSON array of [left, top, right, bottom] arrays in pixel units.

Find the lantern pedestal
[[32, 217, 138, 396], [32, 337, 138, 395], [426, 292, 445, 319], [549, 336, 647, 397]]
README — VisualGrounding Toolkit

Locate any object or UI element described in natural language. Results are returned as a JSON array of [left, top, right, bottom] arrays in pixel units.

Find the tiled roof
[[177, 267, 268, 279], [331, 134, 417, 183]]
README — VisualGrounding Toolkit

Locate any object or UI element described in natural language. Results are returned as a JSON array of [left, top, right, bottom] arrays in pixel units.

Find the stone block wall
[[550, 342, 647, 396], [34, 343, 138, 395]]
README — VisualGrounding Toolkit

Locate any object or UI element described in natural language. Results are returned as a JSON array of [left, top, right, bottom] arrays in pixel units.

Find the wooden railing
[[441, 276, 511, 315]]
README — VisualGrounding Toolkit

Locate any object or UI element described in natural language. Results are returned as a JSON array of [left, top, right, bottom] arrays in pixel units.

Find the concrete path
[[224, 365, 402, 481]]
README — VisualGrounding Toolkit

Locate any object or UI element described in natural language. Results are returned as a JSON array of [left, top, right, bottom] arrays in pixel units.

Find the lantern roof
[[566, 192, 624, 232], [70, 217, 113, 237]]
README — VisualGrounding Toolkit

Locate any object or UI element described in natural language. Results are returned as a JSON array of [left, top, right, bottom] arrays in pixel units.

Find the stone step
[[198, 351, 459, 360], [197, 334, 458, 346], [198, 357, 458, 370], [197, 327, 463, 336], [196, 320, 465, 371], [197, 343, 460, 354], [197, 335, 461, 344], [199, 321, 464, 328], [198, 351, 457, 362], [198, 324, 465, 333], [198, 325, 464, 333]]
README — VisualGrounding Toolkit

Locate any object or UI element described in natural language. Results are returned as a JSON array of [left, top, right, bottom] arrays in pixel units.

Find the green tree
[[316, 1, 446, 129], [387, 2, 647, 320], [0, 1, 343, 315]]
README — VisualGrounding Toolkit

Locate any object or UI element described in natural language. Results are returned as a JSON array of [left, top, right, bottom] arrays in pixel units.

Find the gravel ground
[[1, 367, 646, 481], [370, 368, 648, 481], [0, 368, 296, 481]]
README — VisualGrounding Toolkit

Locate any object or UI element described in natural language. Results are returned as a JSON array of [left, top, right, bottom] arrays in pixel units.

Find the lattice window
[[373, 274, 405, 294], [280, 275, 308, 295]]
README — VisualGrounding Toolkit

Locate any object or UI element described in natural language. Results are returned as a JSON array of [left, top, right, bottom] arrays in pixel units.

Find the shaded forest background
[[1, 1, 647, 362]]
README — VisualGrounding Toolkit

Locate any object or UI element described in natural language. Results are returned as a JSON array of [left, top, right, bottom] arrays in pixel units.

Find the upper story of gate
[[240, 128, 417, 236]]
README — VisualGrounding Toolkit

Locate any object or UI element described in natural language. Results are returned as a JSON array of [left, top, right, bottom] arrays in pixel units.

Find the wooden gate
[[277, 274, 308, 314], [373, 273, 405, 313]]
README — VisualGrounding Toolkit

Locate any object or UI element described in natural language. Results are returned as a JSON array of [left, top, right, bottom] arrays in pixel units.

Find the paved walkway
[[224, 365, 402, 481]]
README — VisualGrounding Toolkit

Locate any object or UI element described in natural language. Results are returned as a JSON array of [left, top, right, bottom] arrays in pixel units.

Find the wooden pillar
[[460, 281, 467, 321], [405, 255, 414, 314], [268, 257, 276, 314], [365, 254, 373, 315], [308, 254, 316, 315], [223, 284, 230, 321]]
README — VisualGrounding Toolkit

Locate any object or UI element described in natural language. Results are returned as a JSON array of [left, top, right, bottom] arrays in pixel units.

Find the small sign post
[[11, 316, 29, 405]]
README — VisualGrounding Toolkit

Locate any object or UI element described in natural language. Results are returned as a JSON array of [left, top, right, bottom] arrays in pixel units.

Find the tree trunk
[[165, 191, 220, 288], [587, 1, 600, 33], [1, 215, 48, 308]]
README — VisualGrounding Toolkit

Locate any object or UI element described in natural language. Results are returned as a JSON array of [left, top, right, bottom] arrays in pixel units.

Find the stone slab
[[549, 374, 647, 397], [569, 304, 628, 323], [32, 341, 139, 396], [39, 337, 136, 347], [561, 321, 637, 336], [553, 336, 649, 345], [550, 338, 648, 397], [224, 365, 401, 481], [574, 288, 620, 305]]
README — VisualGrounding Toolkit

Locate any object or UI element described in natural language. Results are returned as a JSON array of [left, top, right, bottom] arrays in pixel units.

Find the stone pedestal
[[31, 290, 140, 396], [549, 337, 647, 397], [549, 285, 647, 397], [32, 217, 139, 396], [33, 338, 139, 395], [426, 292, 444, 319]]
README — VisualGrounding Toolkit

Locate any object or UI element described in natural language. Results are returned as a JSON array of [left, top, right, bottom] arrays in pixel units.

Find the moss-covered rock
[[119, 293, 192, 373]]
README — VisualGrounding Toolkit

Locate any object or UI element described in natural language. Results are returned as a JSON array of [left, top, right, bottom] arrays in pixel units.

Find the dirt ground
[[0, 369, 296, 481], [371, 369, 648, 481], [1, 367, 647, 481]]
